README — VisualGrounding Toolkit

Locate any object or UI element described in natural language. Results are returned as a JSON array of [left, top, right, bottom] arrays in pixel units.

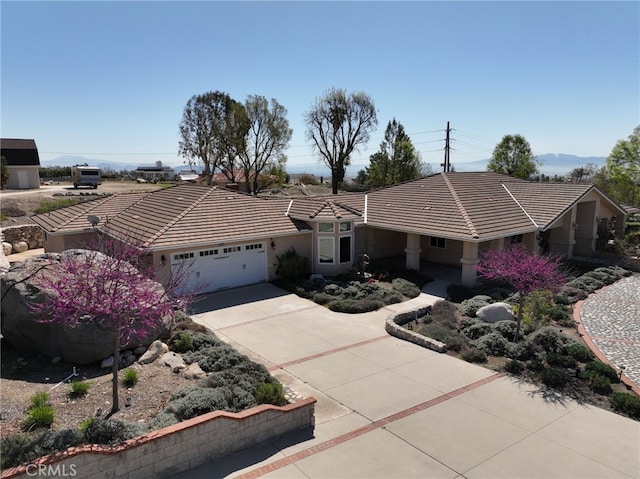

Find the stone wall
[[385, 306, 447, 353], [1, 225, 44, 255], [3, 397, 316, 479]]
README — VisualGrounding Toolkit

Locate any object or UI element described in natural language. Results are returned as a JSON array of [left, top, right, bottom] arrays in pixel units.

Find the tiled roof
[[31, 193, 148, 233], [503, 182, 593, 228], [355, 172, 538, 241], [287, 197, 363, 221], [32, 186, 311, 249]]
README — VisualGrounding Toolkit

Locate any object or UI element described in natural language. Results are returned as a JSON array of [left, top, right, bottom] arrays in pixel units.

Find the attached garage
[[172, 241, 267, 293]]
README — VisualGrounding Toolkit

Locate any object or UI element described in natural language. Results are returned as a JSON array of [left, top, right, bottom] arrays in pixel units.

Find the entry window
[[339, 236, 352, 263], [430, 237, 446, 248], [318, 223, 334, 233], [318, 237, 334, 264]]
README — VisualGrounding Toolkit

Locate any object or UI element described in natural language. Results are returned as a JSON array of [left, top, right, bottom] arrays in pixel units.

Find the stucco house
[[1, 138, 41, 190], [31, 172, 627, 293]]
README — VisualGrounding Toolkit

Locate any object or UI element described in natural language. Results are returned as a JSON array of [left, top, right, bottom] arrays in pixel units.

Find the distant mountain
[[449, 153, 606, 177]]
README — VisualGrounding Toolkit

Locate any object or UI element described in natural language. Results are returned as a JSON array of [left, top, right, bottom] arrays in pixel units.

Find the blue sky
[[2, 1, 639, 174]]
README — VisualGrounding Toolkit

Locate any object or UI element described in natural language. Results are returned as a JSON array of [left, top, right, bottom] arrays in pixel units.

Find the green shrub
[[431, 300, 459, 327], [183, 344, 248, 373], [34, 198, 79, 214], [22, 405, 55, 430], [539, 367, 570, 388], [459, 295, 492, 317], [391, 278, 421, 298], [559, 286, 588, 303], [460, 319, 493, 340], [70, 379, 91, 397], [584, 270, 616, 285], [565, 343, 594, 363], [255, 382, 287, 406], [122, 368, 139, 387], [528, 327, 572, 354], [504, 360, 525, 375], [167, 386, 256, 419], [312, 292, 333, 305], [79, 418, 95, 433], [460, 346, 487, 363], [589, 374, 613, 395], [1, 429, 83, 470], [171, 332, 194, 353], [492, 320, 517, 340], [546, 352, 577, 369], [146, 411, 179, 430], [276, 248, 310, 279], [609, 392, 640, 420], [506, 339, 540, 361], [566, 276, 604, 294], [30, 391, 50, 409], [473, 332, 509, 357], [83, 419, 145, 445], [584, 360, 619, 383], [328, 298, 384, 313], [527, 355, 546, 372]]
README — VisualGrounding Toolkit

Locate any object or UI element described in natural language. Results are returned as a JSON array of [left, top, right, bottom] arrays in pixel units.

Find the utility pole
[[441, 121, 451, 173]]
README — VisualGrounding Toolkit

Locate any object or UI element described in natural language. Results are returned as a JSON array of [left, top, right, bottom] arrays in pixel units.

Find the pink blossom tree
[[476, 244, 566, 342], [31, 237, 183, 415]]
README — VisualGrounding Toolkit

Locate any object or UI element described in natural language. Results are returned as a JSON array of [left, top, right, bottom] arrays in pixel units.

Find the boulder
[[138, 340, 169, 364], [2, 242, 12, 255], [0, 251, 171, 364], [101, 356, 114, 369], [12, 241, 28, 253], [476, 302, 515, 323], [160, 352, 186, 372], [183, 362, 206, 380]]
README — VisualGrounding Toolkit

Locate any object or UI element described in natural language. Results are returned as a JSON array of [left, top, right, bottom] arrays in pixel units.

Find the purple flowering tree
[[476, 244, 566, 342], [31, 237, 183, 415]]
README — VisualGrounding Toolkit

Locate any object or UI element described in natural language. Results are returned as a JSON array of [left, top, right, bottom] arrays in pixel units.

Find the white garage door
[[172, 242, 267, 294]]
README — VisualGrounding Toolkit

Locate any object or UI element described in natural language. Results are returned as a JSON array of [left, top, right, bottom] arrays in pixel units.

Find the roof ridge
[[334, 201, 363, 217], [144, 187, 218, 247], [442, 174, 479, 239], [327, 200, 342, 219], [501, 183, 539, 228]]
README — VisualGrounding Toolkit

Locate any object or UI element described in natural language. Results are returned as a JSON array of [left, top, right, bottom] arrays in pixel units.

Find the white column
[[404, 233, 422, 271], [460, 241, 479, 286]]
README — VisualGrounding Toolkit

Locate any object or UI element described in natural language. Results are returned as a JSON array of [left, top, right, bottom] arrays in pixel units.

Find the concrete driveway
[[172, 283, 639, 479]]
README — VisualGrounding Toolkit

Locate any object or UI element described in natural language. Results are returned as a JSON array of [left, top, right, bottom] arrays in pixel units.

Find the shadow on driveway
[[188, 282, 291, 314]]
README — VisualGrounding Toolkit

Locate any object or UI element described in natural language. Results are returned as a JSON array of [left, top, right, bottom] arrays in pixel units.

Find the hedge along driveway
[[179, 282, 640, 479]]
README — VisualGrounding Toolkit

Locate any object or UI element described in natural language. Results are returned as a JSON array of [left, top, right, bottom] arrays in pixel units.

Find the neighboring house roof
[[1, 138, 40, 166]]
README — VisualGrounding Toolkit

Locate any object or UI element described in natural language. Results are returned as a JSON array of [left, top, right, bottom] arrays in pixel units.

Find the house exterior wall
[[43, 231, 98, 252], [6, 165, 40, 189], [267, 233, 312, 280], [355, 226, 405, 259], [420, 236, 464, 266]]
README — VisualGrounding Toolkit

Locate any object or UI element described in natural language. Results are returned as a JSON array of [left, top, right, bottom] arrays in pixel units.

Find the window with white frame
[[339, 221, 352, 232], [318, 222, 334, 233], [318, 237, 334, 263]]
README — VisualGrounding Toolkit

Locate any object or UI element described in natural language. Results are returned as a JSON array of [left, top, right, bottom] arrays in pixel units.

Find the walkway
[[169, 282, 639, 479], [578, 274, 640, 394]]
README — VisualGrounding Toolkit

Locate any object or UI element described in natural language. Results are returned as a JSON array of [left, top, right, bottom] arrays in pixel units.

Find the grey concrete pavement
[[172, 282, 639, 479]]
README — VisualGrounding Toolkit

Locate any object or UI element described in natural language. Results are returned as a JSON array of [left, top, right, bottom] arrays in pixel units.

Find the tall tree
[[178, 91, 246, 186], [365, 118, 425, 187], [31, 238, 181, 415], [476, 244, 566, 342], [487, 134, 539, 179], [238, 95, 292, 194], [595, 125, 640, 206], [304, 88, 377, 194], [566, 163, 599, 184]]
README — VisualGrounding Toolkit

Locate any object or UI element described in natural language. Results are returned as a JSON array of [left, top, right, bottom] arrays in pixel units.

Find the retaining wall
[[385, 306, 447, 352], [1, 225, 44, 254], [2, 397, 316, 479]]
